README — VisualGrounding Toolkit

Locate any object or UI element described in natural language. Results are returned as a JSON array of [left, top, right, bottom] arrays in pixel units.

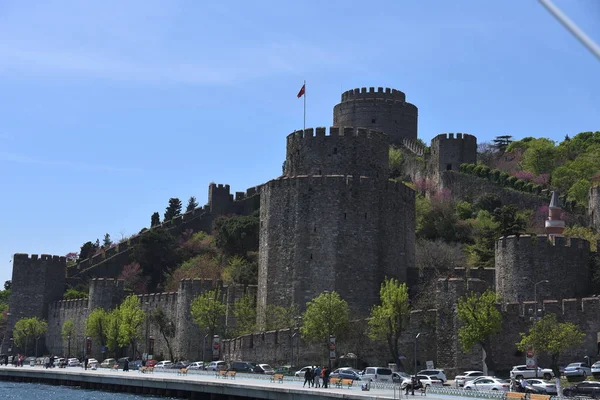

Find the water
[[0, 381, 171, 399]]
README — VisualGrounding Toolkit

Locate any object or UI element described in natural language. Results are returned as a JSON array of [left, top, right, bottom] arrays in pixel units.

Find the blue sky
[[0, 0, 598, 285]]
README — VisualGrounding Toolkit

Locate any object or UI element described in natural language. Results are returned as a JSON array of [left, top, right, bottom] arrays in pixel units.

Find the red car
[[146, 359, 158, 367]]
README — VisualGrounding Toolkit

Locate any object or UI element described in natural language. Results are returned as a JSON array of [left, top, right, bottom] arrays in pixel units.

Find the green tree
[[222, 256, 258, 285], [185, 196, 199, 212], [151, 212, 161, 227], [116, 295, 146, 357], [520, 138, 557, 175], [368, 278, 411, 369], [492, 205, 526, 237], [266, 303, 300, 331], [516, 313, 585, 376], [103, 233, 112, 248], [164, 198, 182, 221], [131, 228, 179, 292], [13, 317, 48, 356], [389, 147, 404, 179], [85, 308, 110, 354], [4, 280, 11, 290], [467, 211, 500, 269], [492, 135, 513, 153], [457, 290, 502, 374], [64, 288, 87, 300], [232, 295, 257, 337], [300, 291, 349, 362], [79, 240, 99, 260], [61, 319, 75, 341], [150, 307, 175, 361], [214, 213, 259, 256], [567, 179, 591, 206], [190, 289, 227, 360]]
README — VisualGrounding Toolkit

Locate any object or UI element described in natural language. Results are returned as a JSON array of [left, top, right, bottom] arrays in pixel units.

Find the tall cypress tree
[[164, 198, 182, 221]]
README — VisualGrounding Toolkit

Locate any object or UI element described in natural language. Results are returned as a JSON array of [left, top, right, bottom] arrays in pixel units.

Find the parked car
[[230, 361, 255, 373], [464, 377, 510, 391], [146, 359, 158, 368], [361, 367, 393, 383], [274, 366, 296, 376], [188, 361, 205, 370], [455, 371, 485, 387], [564, 362, 592, 379], [170, 361, 190, 370], [563, 381, 600, 397], [418, 369, 447, 383], [294, 366, 314, 377], [255, 364, 274, 375], [206, 361, 227, 371], [155, 360, 173, 369], [100, 358, 116, 369], [400, 375, 443, 389], [592, 361, 600, 378], [129, 360, 143, 370], [53, 357, 65, 367], [67, 358, 80, 367], [330, 368, 361, 381], [392, 371, 411, 383], [87, 358, 98, 369], [526, 379, 558, 395], [510, 365, 554, 380]]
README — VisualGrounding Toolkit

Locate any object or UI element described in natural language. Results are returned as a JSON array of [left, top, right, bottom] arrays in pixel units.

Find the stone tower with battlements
[[430, 133, 477, 176], [332, 87, 418, 146], [2, 254, 67, 354], [257, 126, 415, 327]]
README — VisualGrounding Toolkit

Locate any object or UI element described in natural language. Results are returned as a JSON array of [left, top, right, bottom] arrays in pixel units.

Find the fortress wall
[[589, 185, 600, 230], [258, 175, 414, 327], [46, 299, 89, 357], [333, 87, 418, 145], [430, 133, 477, 174], [285, 127, 389, 179], [495, 235, 590, 303], [440, 171, 550, 210], [138, 291, 179, 361]]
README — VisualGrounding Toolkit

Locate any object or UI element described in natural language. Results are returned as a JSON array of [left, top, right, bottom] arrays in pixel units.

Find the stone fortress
[[4, 86, 600, 376]]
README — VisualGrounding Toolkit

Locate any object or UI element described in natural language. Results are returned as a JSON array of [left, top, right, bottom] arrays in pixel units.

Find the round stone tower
[[332, 87, 418, 145], [258, 126, 415, 327]]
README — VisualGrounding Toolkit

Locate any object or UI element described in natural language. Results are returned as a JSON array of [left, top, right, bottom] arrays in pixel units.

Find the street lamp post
[[9, 338, 13, 362], [67, 335, 71, 359], [324, 291, 333, 369], [414, 333, 421, 375], [202, 333, 209, 367]]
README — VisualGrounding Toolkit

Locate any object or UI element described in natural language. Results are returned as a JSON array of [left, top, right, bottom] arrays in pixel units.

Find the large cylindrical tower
[[257, 126, 415, 327], [333, 87, 418, 145]]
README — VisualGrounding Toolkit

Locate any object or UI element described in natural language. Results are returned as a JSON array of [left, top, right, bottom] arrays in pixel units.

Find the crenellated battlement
[[286, 126, 386, 141], [178, 278, 223, 293], [49, 298, 89, 311], [502, 297, 600, 319], [432, 133, 477, 142], [496, 234, 595, 252], [138, 291, 178, 304], [401, 138, 425, 156], [340, 87, 406, 102], [13, 253, 67, 263]]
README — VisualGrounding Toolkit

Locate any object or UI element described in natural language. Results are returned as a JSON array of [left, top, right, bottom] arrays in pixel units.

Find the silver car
[[592, 361, 600, 378], [526, 379, 557, 394], [455, 371, 484, 387], [564, 362, 591, 378]]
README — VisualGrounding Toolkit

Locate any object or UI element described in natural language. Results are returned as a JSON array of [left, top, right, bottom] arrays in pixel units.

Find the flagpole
[[303, 80, 306, 132]]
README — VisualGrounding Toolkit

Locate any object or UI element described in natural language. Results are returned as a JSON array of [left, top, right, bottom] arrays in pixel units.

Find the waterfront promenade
[[0, 365, 405, 400]]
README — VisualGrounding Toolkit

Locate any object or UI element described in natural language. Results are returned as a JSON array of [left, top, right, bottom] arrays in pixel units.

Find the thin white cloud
[[0, 151, 142, 173]]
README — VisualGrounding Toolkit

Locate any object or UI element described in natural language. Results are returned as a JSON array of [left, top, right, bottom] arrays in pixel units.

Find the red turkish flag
[[297, 84, 305, 98]]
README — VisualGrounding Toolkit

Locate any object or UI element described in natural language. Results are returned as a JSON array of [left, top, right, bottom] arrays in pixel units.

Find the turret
[[545, 191, 565, 236]]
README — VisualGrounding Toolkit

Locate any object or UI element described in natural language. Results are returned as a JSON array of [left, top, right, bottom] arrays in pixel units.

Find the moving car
[[464, 377, 510, 391], [563, 381, 600, 397], [455, 371, 484, 387], [526, 379, 558, 395], [330, 368, 361, 381], [361, 367, 393, 383], [418, 369, 447, 383], [510, 365, 554, 380], [564, 362, 591, 379]]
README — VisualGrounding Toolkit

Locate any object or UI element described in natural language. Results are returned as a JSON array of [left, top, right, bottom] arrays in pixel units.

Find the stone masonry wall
[[284, 127, 389, 179], [589, 185, 600, 231], [495, 235, 591, 303], [257, 175, 414, 326], [333, 87, 418, 145], [430, 133, 477, 175]]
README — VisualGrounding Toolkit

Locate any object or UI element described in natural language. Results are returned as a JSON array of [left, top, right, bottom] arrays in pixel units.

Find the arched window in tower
[[364, 213, 368, 219], [344, 212, 347, 220], [446, 164, 452, 171], [333, 147, 338, 154], [371, 118, 376, 123]]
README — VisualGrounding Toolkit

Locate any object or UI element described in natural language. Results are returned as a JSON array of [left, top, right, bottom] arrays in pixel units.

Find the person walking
[[323, 367, 330, 388], [314, 366, 321, 388], [303, 367, 313, 388], [84, 357, 88, 371]]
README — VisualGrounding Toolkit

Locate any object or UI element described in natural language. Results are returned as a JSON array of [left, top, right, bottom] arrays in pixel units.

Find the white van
[[361, 367, 393, 383]]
